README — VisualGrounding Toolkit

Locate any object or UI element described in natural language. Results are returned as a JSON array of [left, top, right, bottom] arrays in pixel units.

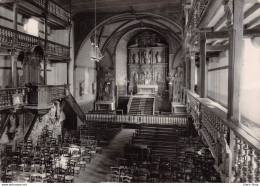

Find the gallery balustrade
[[183, 88, 260, 182]]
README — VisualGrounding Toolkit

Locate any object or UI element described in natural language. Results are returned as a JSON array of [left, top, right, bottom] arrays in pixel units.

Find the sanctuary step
[[129, 97, 155, 115]]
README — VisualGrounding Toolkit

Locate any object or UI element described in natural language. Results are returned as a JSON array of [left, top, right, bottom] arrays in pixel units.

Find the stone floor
[[74, 129, 136, 183]]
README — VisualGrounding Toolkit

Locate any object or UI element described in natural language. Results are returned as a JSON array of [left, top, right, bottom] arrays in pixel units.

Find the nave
[[1, 122, 221, 183]]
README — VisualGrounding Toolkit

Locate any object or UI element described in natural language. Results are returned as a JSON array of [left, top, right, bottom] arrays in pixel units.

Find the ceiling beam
[[0, 0, 16, 4], [213, 14, 226, 31], [244, 3, 260, 20], [194, 45, 228, 52], [245, 0, 259, 3], [206, 29, 260, 39], [206, 45, 228, 52], [197, 0, 222, 29], [213, 3, 260, 31], [245, 15, 260, 29]]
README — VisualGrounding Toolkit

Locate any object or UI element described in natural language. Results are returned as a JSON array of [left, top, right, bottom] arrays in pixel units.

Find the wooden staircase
[[128, 96, 155, 115], [65, 93, 87, 124]]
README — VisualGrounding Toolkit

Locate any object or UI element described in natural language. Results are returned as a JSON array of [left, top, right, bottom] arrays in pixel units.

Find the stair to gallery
[[129, 96, 154, 115]]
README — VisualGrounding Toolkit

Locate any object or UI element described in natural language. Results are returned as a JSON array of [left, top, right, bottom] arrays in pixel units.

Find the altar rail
[[0, 25, 69, 58], [183, 88, 260, 183], [86, 113, 187, 126]]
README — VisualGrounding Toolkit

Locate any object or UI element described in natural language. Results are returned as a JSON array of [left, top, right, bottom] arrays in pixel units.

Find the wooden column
[[67, 60, 71, 85], [199, 32, 207, 98], [44, 13, 48, 85], [190, 51, 196, 92], [183, 58, 186, 87], [185, 56, 190, 89], [11, 2, 18, 88], [224, 0, 245, 121], [44, 0, 49, 85]]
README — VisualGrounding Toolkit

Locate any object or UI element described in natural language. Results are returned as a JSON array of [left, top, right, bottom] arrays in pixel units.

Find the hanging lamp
[[90, 0, 103, 62]]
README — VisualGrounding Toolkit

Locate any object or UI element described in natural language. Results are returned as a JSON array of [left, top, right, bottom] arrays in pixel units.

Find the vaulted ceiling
[[56, 0, 182, 14]]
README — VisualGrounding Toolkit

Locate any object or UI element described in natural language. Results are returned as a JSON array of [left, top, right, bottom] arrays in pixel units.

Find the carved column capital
[[223, 0, 233, 28]]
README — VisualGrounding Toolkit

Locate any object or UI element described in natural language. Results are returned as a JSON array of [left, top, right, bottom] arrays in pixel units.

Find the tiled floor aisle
[[74, 129, 136, 183]]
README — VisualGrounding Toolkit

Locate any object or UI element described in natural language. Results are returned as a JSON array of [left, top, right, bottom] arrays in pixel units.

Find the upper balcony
[[0, 25, 70, 59], [2, 0, 70, 29], [184, 0, 260, 47]]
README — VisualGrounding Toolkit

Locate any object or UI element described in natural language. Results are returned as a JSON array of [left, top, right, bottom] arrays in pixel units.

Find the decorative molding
[[223, 0, 234, 28]]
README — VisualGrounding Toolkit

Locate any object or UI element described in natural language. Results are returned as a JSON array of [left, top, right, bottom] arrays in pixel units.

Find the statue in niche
[[157, 72, 162, 82], [156, 38, 166, 46], [156, 51, 162, 63], [134, 53, 139, 64], [140, 71, 145, 84], [133, 72, 139, 84], [144, 71, 151, 85], [104, 82, 110, 94], [145, 49, 151, 64]]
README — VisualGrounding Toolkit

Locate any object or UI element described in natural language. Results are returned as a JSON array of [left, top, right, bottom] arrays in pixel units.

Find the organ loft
[[0, 0, 260, 183]]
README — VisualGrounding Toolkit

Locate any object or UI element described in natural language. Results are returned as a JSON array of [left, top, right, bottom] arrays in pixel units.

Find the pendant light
[[90, 0, 103, 62]]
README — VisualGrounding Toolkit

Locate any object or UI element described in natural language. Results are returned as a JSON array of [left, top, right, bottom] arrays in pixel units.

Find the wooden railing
[[27, 85, 68, 107], [48, 1, 70, 23], [0, 88, 27, 110], [29, 0, 70, 23], [184, 88, 260, 183], [0, 85, 68, 110], [86, 113, 187, 126], [66, 94, 87, 124], [0, 25, 70, 58], [127, 95, 133, 114]]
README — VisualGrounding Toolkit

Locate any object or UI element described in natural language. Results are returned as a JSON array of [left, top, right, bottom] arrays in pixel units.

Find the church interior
[[0, 0, 260, 183]]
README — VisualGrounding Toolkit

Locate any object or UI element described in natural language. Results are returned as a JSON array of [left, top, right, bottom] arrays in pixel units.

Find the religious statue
[[133, 72, 139, 83], [156, 51, 162, 63], [134, 53, 139, 64], [144, 71, 151, 85], [145, 49, 151, 64], [157, 72, 161, 82]]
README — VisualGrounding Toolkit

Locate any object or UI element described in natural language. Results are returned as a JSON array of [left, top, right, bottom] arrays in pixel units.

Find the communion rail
[[183, 88, 260, 183], [86, 113, 187, 126]]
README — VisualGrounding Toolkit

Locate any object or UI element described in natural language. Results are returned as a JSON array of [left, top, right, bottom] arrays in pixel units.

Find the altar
[[137, 84, 158, 95]]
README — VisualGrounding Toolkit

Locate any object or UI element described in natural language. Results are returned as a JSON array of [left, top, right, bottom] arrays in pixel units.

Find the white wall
[[240, 38, 260, 125], [207, 51, 229, 107]]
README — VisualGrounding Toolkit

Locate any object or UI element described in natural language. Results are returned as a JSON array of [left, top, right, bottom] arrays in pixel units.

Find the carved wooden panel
[[23, 46, 44, 86], [127, 31, 168, 95]]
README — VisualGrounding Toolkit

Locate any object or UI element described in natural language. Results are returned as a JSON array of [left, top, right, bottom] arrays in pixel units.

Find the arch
[[75, 12, 182, 62], [27, 45, 44, 57]]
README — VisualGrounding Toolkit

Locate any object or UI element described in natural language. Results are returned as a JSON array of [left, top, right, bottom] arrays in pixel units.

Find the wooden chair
[[107, 174, 119, 182]]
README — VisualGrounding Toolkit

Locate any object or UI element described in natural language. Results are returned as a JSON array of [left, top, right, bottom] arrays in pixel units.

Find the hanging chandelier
[[90, 0, 103, 62]]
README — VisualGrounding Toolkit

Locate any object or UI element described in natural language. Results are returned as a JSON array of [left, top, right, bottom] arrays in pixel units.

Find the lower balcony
[[0, 85, 69, 113]]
